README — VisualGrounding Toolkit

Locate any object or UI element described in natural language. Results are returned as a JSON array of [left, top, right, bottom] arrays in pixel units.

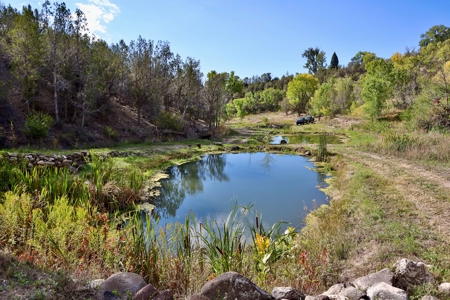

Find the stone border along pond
[[94, 258, 450, 300]]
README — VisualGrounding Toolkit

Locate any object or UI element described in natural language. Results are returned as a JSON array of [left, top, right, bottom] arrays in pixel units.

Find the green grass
[[2, 113, 450, 299]]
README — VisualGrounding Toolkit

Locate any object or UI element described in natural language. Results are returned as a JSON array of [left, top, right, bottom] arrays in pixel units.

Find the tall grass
[[195, 204, 247, 275], [316, 135, 328, 162], [0, 149, 350, 297]]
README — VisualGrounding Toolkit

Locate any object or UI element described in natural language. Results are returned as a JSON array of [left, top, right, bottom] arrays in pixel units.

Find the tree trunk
[[53, 67, 59, 123]]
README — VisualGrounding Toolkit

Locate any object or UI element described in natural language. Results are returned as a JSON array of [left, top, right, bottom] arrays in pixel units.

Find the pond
[[271, 134, 342, 145], [152, 152, 329, 230]]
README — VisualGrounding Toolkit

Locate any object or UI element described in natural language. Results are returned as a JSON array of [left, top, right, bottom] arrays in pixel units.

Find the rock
[[37, 160, 45, 165], [321, 284, 365, 300], [304, 150, 311, 156], [339, 286, 365, 300], [315, 295, 330, 300], [322, 284, 345, 296], [272, 286, 305, 300], [133, 284, 158, 300], [189, 295, 210, 300], [62, 159, 73, 166], [231, 145, 240, 151], [304, 296, 315, 300], [280, 139, 287, 144], [353, 268, 394, 291], [439, 282, 450, 295], [103, 291, 121, 300], [393, 258, 434, 291], [325, 296, 346, 300], [96, 272, 146, 300], [421, 296, 439, 300], [200, 271, 273, 300], [152, 289, 173, 300], [366, 282, 407, 300]]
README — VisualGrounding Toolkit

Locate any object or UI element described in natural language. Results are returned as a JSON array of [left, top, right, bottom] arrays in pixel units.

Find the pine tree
[[330, 52, 339, 69]]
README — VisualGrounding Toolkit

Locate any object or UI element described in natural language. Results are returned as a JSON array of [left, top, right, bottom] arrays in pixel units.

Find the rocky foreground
[[93, 258, 450, 300]]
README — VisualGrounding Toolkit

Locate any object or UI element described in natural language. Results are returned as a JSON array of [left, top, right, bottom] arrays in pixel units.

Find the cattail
[[255, 215, 259, 230]]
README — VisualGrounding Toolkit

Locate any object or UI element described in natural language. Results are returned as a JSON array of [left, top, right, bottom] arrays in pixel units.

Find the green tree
[[233, 98, 247, 120], [7, 5, 44, 112], [202, 70, 228, 129], [309, 78, 336, 116], [41, 0, 74, 124], [286, 73, 319, 115], [302, 47, 327, 75], [330, 52, 339, 69], [128, 36, 153, 125], [172, 56, 203, 123], [419, 25, 450, 48]]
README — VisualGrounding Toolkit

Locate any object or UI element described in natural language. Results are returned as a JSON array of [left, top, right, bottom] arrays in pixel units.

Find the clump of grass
[[315, 135, 328, 162], [195, 204, 247, 275]]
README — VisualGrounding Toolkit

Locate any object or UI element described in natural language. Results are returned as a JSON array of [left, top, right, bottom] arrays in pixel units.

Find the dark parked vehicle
[[296, 117, 305, 125], [305, 115, 315, 124]]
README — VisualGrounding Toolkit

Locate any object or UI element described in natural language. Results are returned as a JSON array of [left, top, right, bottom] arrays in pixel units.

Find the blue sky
[[4, 0, 450, 79]]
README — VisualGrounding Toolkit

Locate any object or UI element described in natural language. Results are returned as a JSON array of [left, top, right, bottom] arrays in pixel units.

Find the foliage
[[103, 126, 120, 140], [155, 111, 184, 131], [309, 79, 335, 116], [23, 111, 53, 139], [419, 25, 450, 48], [7, 5, 44, 111], [250, 213, 297, 284], [233, 98, 248, 120], [330, 52, 339, 69], [287, 74, 319, 115], [195, 204, 246, 274], [302, 47, 327, 75], [315, 135, 328, 162]]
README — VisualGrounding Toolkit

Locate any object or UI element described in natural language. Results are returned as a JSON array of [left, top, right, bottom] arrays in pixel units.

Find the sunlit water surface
[[153, 152, 329, 230]]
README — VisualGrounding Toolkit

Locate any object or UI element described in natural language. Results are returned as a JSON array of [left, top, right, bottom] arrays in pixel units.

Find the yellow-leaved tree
[[286, 73, 319, 115]]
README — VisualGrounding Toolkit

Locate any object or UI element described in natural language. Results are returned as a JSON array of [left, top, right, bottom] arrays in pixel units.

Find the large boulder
[[352, 268, 394, 291], [366, 282, 408, 300], [393, 258, 434, 291], [96, 272, 146, 300], [271, 286, 305, 300], [200, 272, 273, 300]]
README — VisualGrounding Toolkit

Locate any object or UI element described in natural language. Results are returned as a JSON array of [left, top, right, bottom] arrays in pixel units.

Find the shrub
[[24, 111, 53, 139], [103, 126, 119, 140], [156, 112, 183, 131]]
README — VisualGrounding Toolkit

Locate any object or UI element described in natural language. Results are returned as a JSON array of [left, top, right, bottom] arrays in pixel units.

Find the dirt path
[[341, 149, 450, 244]]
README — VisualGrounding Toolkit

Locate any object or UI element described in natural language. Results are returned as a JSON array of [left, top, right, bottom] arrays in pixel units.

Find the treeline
[[0, 1, 248, 137], [279, 26, 450, 132], [228, 24, 450, 133], [1, 0, 449, 140]]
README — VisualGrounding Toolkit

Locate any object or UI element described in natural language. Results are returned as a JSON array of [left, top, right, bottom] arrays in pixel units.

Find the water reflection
[[154, 155, 229, 219], [259, 152, 276, 173], [153, 153, 329, 230], [271, 134, 342, 145]]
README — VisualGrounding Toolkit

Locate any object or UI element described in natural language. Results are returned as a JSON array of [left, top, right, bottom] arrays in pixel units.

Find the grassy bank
[[1, 115, 450, 299]]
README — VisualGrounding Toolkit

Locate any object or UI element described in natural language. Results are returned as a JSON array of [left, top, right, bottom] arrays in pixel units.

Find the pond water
[[152, 152, 329, 230], [271, 134, 342, 145]]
